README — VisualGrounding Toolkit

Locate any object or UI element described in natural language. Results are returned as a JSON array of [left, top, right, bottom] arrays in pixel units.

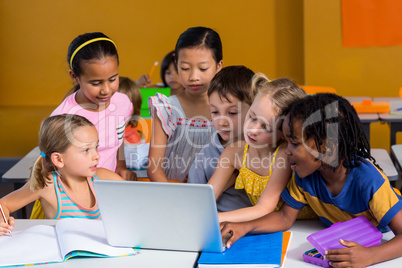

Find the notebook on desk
[[93, 180, 225, 252]]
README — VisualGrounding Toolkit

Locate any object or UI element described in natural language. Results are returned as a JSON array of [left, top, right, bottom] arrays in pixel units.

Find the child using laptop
[[221, 93, 402, 267], [188, 65, 255, 212], [0, 114, 125, 236], [208, 75, 309, 222], [148, 26, 223, 182]]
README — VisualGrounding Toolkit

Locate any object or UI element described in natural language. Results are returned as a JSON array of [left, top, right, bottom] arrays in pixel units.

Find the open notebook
[[0, 218, 139, 267]]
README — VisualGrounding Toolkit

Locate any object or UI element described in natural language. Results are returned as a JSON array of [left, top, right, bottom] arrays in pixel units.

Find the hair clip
[[40, 152, 46, 158]]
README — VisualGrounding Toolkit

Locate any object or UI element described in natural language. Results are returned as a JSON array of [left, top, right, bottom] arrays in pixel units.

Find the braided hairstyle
[[284, 93, 379, 173]]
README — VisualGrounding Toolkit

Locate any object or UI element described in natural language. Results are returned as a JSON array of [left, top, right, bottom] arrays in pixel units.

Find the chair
[[30, 200, 45, 219]]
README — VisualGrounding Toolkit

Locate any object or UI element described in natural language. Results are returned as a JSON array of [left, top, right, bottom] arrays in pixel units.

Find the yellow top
[[235, 143, 281, 205]]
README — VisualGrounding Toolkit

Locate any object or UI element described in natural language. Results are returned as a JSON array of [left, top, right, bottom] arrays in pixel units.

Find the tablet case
[[303, 216, 383, 267]]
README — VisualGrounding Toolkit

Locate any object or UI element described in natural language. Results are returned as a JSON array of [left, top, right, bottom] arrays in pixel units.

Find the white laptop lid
[[93, 180, 224, 252]]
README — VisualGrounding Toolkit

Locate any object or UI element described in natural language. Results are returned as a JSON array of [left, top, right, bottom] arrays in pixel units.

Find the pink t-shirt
[[51, 91, 133, 171]]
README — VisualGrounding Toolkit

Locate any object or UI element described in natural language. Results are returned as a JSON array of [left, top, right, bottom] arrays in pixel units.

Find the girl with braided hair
[[220, 93, 402, 267]]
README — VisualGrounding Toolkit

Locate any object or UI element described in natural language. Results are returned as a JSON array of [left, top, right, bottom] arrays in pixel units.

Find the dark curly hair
[[284, 93, 380, 174]]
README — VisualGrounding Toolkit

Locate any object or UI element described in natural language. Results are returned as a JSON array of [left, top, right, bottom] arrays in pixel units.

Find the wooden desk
[[10, 219, 401, 267], [374, 97, 402, 147]]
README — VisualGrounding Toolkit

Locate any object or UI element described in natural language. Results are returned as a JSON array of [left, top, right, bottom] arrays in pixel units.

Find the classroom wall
[[0, 0, 303, 157], [2, 0, 402, 157], [303, 0, 402, 150]]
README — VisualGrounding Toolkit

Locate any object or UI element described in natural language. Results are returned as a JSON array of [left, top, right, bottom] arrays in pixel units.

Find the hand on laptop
[[220, 222, 248, 249]]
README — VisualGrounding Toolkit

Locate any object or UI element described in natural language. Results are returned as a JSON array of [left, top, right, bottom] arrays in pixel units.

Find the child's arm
[[147, 115, 169, 182], [220, 202, 299, 248], [115, 143, 137, 181], [96, 167, 126, 181], [136, 74, 151, 87], [0, 183, 41, 236], [325, 210, 402, 267], [219, 145, 292, 223], [208, 143, 243, 200]]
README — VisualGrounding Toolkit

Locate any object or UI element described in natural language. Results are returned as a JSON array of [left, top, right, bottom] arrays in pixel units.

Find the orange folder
[[351, 99, 390, 113]]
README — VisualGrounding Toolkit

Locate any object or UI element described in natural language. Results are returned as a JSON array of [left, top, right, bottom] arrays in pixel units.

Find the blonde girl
[[0, 115, 124, 235], [208, 74, 307, 223]]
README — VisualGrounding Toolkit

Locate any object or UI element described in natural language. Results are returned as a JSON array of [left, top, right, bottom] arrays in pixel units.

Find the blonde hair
[[251, 73, 307, 116], [118, 76, 142, 127], [29, 115, 94, 191]]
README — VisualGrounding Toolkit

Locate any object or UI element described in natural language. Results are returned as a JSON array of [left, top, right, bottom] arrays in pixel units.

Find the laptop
[[93, 180, 225, 252]]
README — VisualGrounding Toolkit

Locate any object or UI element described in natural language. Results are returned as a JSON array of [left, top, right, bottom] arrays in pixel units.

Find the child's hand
[[136, 75, 151, 87], [220, 221, 249, 249], [116, 166, 137, 181], [325, 239, 373, 268], [0, 216, 14, 236]]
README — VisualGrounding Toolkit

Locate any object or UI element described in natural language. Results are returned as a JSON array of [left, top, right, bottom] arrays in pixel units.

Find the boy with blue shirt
[[188, 65, 255, 212]]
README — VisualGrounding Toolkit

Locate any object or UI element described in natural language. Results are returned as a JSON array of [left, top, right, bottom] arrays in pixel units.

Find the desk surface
[[12, 219, 198, 268], [371, 149, 398, 181], [373, 97, 402, 121], [391, 145, 402, 171], [2, 147, 39, 182], [11, 219, 401, 268], [2, 147, 147, 183], [345, 96, 371, 102]]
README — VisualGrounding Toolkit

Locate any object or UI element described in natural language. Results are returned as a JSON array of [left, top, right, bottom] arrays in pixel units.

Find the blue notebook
[[198, 232, 283, 267]]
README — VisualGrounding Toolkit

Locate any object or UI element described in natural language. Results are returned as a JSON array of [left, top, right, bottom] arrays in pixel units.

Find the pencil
[[0, 203, 12, 236], [149, 61, 159, 79]]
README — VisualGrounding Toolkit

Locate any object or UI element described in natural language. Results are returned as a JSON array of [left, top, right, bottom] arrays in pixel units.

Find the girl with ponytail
[[0, 114, 124, 236]]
